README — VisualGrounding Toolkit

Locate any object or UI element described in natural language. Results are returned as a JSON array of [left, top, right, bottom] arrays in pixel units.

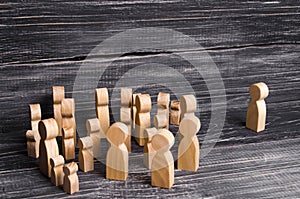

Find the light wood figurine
[[86, 118, 104, 158], [106, 122, 129, 181], [157, 92, 170, 129], [131, 93, 141, 130], [143, 127, 158, 169], [50, 155, 65, 186], [135, 94, 151, 146], [61, 98, 76, 160], [170, 100, 180, 125], [180, 95, 197, 121], [78, 136, 94, 172], [39, 118, 59, 178], [178, 115, 200, 172], [154, 114, 168, 129], [63, 162, 79, 195], [26, 104, 41, 158], [151, 129, 175, 189], [53, 86, 65, 136], [246, 82, 269, 132], [95, 88, 110, 134], [120, 88, 132, 152]]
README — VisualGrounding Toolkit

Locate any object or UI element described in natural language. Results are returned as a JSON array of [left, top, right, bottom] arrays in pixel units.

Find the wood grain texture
[[0, 0, 299, 198]]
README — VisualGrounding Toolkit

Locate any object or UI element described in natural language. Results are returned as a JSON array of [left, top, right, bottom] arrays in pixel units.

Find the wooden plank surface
[[0, 0, 299, 198]]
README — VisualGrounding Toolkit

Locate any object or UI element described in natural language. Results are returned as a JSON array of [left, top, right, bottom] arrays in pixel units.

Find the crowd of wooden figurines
[[25, 82, 269, 194]]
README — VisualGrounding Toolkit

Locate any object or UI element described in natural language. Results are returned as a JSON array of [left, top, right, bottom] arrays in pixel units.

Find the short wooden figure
[[78, 136, 94, 172], [52, 86, 65, 136], [61, 98, 76, 160], [180, 95, 197, 121], [86, 118, 104, 158], [135, 94, 151, 146], [50, 155, 65, 186], [246, 82, 269, 132], [131, 93, 141, 130], [143, 127, 158, 169], [154, 114, 168, 129], [26, 104, 41, 158], [39, 118, 59, 178], [63, 162, 79, 195], [151, 129, 175, 189], [106, 122, 129, 181], [157, 92, 170, 129], [170, 100, 180, 125], [120, 88, 132, 152], [95, 88, 110, 134], [178, 115, 200, 172]]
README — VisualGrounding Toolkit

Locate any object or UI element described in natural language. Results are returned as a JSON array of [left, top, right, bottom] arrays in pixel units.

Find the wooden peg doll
[[50, 155, 65, 186], [52, 86, 65, 136], [246, 82, 269, 132], [170, 100, 180, 125], [86, 118, 104, 158], [157, 92, 170, 129], [180, 95, 197, 121], [120, 88, 132, 152], [143, 127, 158, 169], [131, 93, 141, 130], [106, 122, 129, 181], [78, 136, 94, 172], [95, 88, 110, 134], [154, 114, 168, 129], [26, 104, 41, 158], [63, 162, 79, 195]]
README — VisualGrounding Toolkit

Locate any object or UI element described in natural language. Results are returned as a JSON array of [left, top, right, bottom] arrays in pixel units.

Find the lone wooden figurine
[[26, 104, 41, 158], [135, 94, 152, 146], [131, 93, 141, 130], [95, 88, 110, 134], [151, 129, 174, 189], [78, 136, 94, 172], [180, 95, 197, 121], [61, 98, 76, 160], [246, 82, 269, 132], [86, 118, 104, 158], [106, 122, 129, 181], [143, 127, 158, 169], [52, 86, 65, 136], [63, 162, 79, 195], [157, 92, 170, 129], [120, 88, 132, 152], [50, 155, 65, 186], [178, 115, 200, 172], [170, 100, 180, 125], [39, 118, 59, 178]]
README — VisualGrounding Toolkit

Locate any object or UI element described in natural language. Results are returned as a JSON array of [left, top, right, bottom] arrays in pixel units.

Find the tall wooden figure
[[39, 118, 59, 178], [61, 98, 76, 160], [53, 86, 65, 136], [151, 129, 175, 189], [157, 92, 170, 129], [26, 104, 41, 158], [143, 127, 158, 169], [120, 88, 132, 152], [106, 122, 129, 181], [95, 88, 110, 134], [178, 115, 200, 172], [246, 82, 269, 132], [50, 155, 65, 186], [63, 162, 79, 195], [180, 95, 197, 121], [78, 136, 94, 172], [86, 118, 104, 158], [135, 94, 151, 146]]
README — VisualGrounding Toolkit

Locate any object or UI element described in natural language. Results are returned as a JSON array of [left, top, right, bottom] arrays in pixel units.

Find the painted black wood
[[0, 0, 299, 198]]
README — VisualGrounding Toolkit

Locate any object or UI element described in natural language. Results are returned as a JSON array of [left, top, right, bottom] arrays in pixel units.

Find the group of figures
[[25, 82, 269, 194]]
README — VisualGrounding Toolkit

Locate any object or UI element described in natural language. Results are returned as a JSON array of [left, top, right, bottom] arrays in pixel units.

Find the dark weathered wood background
[[0, 0, 299, 198]]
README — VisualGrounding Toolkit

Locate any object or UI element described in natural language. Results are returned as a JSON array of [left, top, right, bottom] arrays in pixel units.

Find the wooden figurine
[[154, 114, 168, 129], [52, 86, 65, 136], [96, 88, 110, 134], [26, 104, 41, 158], [78, 136, 94, 172], [170, 100, 180, 125], [39, 118, 59, 178], [86, 118, 104, 159], [50, 155, 65, 186], [63, 162, 79, 195], [151, 129, 175, 189], [120, 88, 132, 152], [180, 95, 197, 121], [106, 122, 129, 181], [178, 115, 201, 172], [131, 93, 141, 130], [143, 127, 158, 169], [157, 92, 170, 129], [61, 98, 76, 160], [135, 94, 151, 146], [246, 82, 269, 132]]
